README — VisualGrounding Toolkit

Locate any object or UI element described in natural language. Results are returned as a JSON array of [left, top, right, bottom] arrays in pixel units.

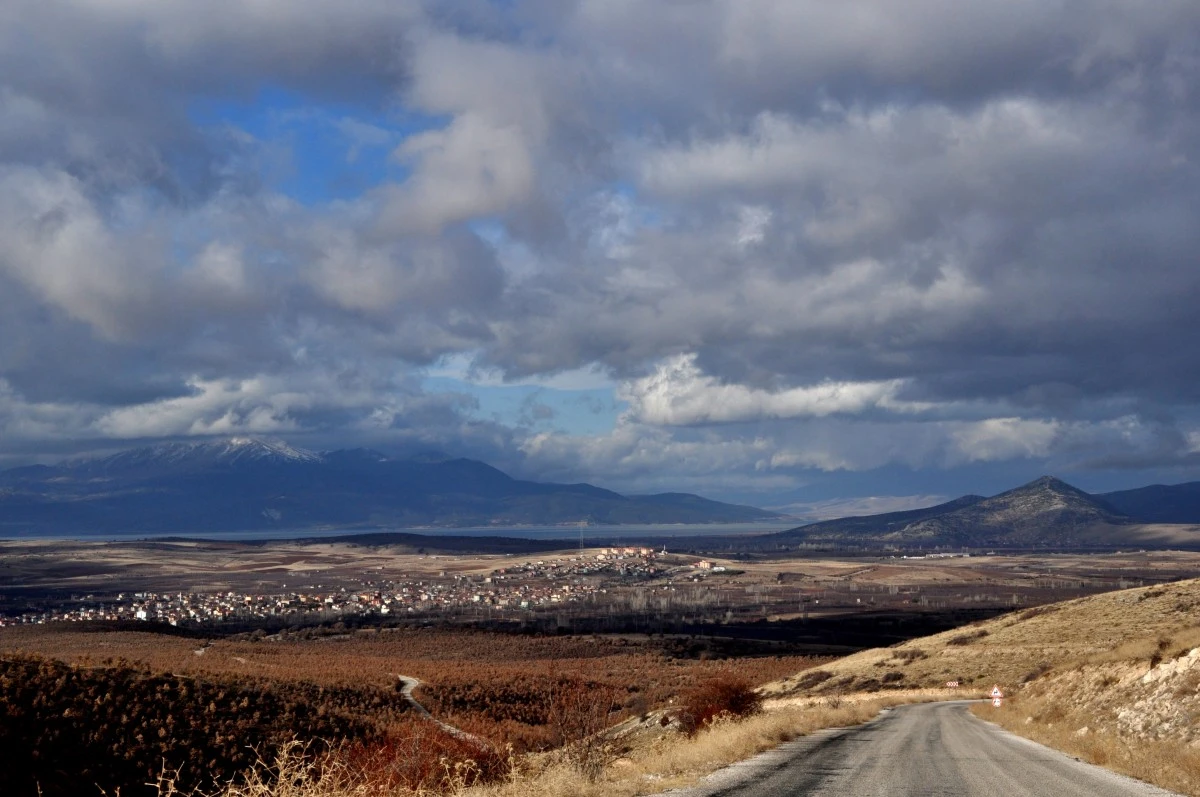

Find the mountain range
[[0, 438, 780, 536], [2, 438, 1200, 547]]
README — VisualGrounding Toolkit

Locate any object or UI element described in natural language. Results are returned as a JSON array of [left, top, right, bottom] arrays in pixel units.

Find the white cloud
[[950, 417, 1060, 463], [95, 377, 300, 439], [0, 167, 163, 340], [382, 114, 535, 233], [735, 205, 771, 248], [620, 353, 931, 425]]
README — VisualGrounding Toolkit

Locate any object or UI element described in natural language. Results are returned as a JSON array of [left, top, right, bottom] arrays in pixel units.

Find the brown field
[[0, 624, 826, 751], [0, 538, 513, 594], [5, 539, 1200, 593], [5, 539, 1200, 627]]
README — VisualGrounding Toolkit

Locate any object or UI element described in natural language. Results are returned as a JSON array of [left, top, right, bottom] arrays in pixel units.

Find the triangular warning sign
[[990, 685, 1003, 698]]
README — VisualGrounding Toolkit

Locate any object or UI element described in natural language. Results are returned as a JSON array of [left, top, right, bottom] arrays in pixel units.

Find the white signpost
[[991, 685, 1004, 707]]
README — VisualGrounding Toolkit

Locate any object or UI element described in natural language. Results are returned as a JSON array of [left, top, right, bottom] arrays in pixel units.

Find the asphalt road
[[671, 701, 1180, 797]]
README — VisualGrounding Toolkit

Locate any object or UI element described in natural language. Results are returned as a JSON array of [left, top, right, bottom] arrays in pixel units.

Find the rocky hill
[[0, 438, 779, 536], [899, 476, 1130, 546], [764, 476, 1136, 549], [769, 494, 986, 546]]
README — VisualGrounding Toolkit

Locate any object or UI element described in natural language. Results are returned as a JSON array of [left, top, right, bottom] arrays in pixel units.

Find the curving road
[[394, 675, 490, 746], [670, 701, 1180, 797]]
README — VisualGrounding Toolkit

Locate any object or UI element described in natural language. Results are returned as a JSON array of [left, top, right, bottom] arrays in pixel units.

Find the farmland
[[3, 538, 1200, 795]]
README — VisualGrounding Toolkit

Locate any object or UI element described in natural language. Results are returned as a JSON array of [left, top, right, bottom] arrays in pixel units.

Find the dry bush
[[1019, 662, 1052, 683], [0, 654, 374, 797], [1016, 605, 1055, 621], [0, 625, 829, 763], [891, 649, 926, 663], [946, 629, 988, 646], [459, 693, 936, 797], [544, 677, 622, 780], [336, 720, 511, 794], [792, 669, 833, 690], [675, 676, 763, 736]]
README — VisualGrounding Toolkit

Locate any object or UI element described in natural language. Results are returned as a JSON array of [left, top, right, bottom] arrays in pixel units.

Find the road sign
[[945, 680, 959, 688], [992, 697, 1002, 707], [990, 685, 1004, 698]]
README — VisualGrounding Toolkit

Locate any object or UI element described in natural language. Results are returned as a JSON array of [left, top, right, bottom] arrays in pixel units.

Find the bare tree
[[545, 676, 622, 780]]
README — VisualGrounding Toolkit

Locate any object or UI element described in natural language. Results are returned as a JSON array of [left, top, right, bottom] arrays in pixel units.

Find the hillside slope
[[765, 579, 1200, 793], [768, 578, 1200, 698], [770, 494, 985, 544]]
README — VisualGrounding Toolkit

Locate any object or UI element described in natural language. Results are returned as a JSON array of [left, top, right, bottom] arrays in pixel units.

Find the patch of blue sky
[[469, 219, 543, 279], [188, 85, 447, 205], [423, 376, 623, 436]]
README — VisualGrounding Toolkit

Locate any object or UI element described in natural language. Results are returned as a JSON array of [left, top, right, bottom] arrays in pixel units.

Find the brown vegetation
[[0, 626, 826, 796], [0, 626, 825, 754], [186, 693, 932, 797], [0, 655, 378, 797], [674, 676, 763, 736]]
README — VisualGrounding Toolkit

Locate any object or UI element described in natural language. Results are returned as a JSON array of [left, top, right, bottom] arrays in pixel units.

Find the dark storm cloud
[[1, 0, 1199, 496]]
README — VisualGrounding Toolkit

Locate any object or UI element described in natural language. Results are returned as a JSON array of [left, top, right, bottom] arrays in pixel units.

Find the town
[[0, 546, 683, 627]]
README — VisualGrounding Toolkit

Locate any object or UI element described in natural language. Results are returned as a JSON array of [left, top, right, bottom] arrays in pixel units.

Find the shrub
[[545, 677, 623, 780], [336, 719, 510, 793], [676, 676, 763, 736], [794, 669, 834, 690], [947, 629, 989, 646], [0, 655, 376, 797], [1020, 662, 1053, 683]]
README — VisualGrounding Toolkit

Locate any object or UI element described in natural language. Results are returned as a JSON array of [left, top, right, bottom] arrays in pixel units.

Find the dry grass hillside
[[766, 577, 1200, 796], [766, 577, 1200, 699]]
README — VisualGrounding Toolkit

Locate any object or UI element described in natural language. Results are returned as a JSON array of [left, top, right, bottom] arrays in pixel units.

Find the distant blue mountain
[[1100, 481, 1200, 524], [0, 438, 781, 535]]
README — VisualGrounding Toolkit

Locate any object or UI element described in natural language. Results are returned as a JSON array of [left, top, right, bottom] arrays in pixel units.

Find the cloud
[[621, 354, 930, 425], [382, 114, 536, 233], [776, 494, 951, 521], [1, 1, 1199, 502], [950, 418, 1060, 463]]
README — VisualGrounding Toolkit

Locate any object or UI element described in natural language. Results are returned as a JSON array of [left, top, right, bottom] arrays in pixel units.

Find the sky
[[2, 1, 1199, 514]]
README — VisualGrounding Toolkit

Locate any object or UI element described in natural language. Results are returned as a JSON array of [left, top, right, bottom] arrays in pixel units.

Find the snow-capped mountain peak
[[219, 438, 323, 464], [63, 438, 324, 475]]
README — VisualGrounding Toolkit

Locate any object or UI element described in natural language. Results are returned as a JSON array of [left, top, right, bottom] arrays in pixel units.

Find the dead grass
[[192, 693, 940, 797], [760, 578, 1200, 796], [765, 578, 1200, 699], [449, 693, 934, 797], [972, 697, 1200, 796]]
